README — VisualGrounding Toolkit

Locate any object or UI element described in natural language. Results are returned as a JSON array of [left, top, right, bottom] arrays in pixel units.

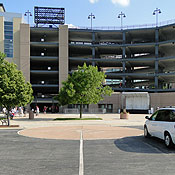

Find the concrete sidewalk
[[10, 113, 148, 129]]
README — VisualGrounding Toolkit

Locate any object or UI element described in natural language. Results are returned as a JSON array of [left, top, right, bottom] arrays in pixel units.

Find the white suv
[[144, 108, 175, 148]]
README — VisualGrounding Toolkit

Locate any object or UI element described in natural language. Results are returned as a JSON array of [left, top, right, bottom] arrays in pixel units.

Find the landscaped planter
[[120, 113, 129, 119]]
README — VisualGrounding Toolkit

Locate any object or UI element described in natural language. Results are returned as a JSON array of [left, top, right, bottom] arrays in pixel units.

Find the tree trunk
[[80, 104, 83, 119], [7, 109, 10, 126]]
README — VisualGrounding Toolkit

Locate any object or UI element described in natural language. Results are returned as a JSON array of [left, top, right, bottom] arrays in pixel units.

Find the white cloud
[[111, 0, 130, 6], [66, 24, 79, 29], [89, 0, 130, 6], [89, 0, 99, 3]]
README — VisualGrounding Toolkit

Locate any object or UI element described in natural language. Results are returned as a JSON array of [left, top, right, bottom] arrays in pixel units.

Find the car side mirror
[[145, 116, 150, 120]]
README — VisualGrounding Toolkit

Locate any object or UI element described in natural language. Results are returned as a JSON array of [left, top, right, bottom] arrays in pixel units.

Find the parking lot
[[0, 114, 175, 175]]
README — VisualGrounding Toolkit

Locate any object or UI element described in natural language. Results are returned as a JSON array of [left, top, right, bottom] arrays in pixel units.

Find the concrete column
[[92, 32, 95, 66], [155, 60, 159, 89], [155, 44, 159, 57], [122, 31, 126, 44], [122, 61, 126, 73], [92, 47, 95, 66], [122, 31, 126, 59], [59, 25, 68, 91], [122, 61, 126, 88], [122, 77, 126, 88], [13, 18, 21, 67], [155, 28, 159, 43], [122, 47, 126, 59], [122, 31, 126, 88], [155, 59, 159, 73], [0, 16, 4, 53], [92, 32, 95, 42], [92, 47, 95, 58], [19, 24, 30, 82], [155, 28, 159, 89]]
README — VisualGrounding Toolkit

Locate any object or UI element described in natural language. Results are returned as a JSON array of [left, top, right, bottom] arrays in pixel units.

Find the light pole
[[24, 10, 32, 24], [88, 13, 95, 30], [118, 12, 126, 30], [153, 8, 161, 27]]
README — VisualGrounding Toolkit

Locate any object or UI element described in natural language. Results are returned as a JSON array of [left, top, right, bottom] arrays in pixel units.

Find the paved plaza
[[17, 113, 144, 140], [0, 113, 175, 175]]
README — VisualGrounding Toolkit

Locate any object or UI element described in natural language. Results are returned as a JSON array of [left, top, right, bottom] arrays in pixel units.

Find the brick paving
[[13, 113, 147, 140], [18, 125, 143, 140]]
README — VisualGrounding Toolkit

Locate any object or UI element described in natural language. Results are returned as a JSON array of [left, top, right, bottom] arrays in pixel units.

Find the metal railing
[[63, 108, 106, 114], [70, 19, 175, 30], [30, 18, 175, 30]]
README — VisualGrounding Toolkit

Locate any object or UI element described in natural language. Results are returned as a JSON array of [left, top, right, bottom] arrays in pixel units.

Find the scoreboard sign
[[34, 6, 65, 25]]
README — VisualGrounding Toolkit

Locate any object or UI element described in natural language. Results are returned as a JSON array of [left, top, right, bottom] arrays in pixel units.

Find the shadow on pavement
[[120, 125, 144, 130], [114, 136, 175, 154]]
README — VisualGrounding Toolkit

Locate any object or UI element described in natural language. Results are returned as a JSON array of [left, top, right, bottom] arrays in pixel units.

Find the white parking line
[[79, 130, 84, 175]]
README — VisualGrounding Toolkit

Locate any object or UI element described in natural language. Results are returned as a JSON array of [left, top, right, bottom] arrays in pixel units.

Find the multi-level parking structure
[[30, 23, 175, 108]]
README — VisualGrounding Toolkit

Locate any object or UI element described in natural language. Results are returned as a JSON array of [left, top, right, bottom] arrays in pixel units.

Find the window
[[169, 110, 175, 121], [150, 111, 158, 121], [5, 31, 13, 35], [155, 110, 170, 121], [4, 21, 13, 58], [4, 44, 13, 49], [5, 35, 13, 40], [4, 21, 13, 25], [107, 104, 113, 113], [98, 104, 113, 113], [68, 104, 89, 109], [4, 26, 13, 30], [98, 104, 106, 109]]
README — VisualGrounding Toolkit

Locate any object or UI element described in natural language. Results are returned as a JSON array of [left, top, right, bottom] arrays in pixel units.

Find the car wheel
[[164, 132, 173, 148], [144, 125, 150, 138]]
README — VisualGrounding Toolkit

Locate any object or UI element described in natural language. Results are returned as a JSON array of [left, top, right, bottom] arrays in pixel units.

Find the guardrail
[[30, 18, 175, 30], [72, 19, 175, 30], [64, 108, 106, 114]]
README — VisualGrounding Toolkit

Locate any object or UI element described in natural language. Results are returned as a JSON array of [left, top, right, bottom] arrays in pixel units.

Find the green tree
[[56, 63, 113, 118], [0, 52, 33, 125]]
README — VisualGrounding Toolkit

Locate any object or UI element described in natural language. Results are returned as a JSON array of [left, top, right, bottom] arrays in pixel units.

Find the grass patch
[[54, 118, 103, 121], [0, 118, 6, 120]]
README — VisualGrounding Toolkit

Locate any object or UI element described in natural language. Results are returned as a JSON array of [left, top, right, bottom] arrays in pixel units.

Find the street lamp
[[88, 13, 95, 30], [118, 12, 126, 30], [24, 10, 32, 24], [153, 8, 161, 27]]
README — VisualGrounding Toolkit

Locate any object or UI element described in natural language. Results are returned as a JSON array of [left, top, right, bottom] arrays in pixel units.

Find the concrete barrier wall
[[59, 92, 175, 113], [101, 92, 175, 113], [150, 92, 175, 110], [98, 93, 121, 113]]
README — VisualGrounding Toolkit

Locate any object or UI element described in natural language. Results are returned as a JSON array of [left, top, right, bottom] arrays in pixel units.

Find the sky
[[1, 0, 175, 28]]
